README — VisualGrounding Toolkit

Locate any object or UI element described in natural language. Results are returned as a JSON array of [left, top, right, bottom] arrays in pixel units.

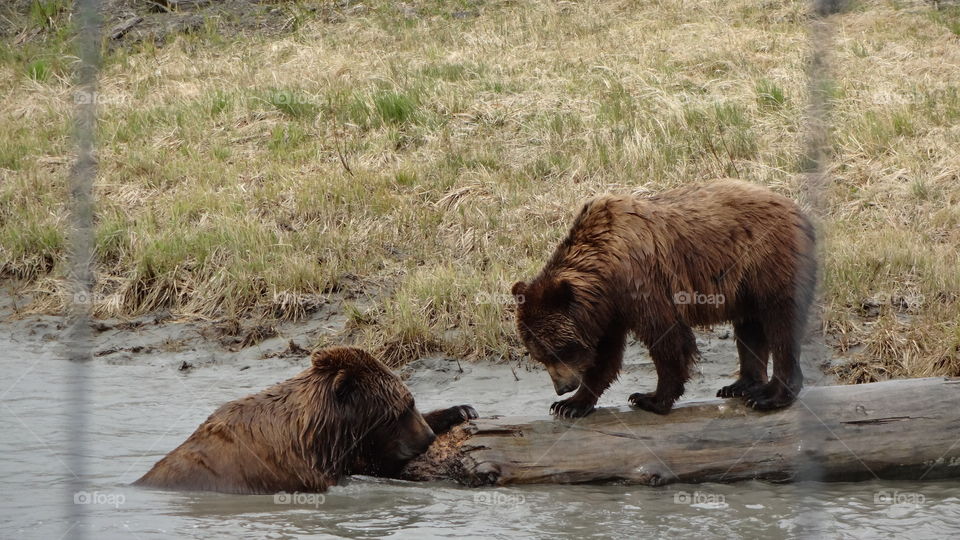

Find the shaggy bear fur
[[135, 347, 477, 493], [512, 180, 817, 417]]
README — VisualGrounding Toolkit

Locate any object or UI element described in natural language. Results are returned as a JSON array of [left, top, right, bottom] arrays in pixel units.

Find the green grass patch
[[28, 0, 68, 30], [372, 90, 419, 126], [26, 58, 51, 81], [853, 109, 917, 153], [929, 6, 960, 36], [263, 88, 318, 119], [756, 79, 787, 109]]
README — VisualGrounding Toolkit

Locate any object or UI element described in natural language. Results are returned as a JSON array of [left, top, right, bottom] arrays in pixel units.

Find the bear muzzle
[[546, 364, 582, 395], [405, 415, 437, 457], [553, 379, 579, 396]]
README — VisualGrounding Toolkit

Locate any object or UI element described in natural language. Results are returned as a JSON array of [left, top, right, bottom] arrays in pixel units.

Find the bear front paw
[[550, 398, 595, 418], [423, 405, 480, 435], [628, 392, 673, 415], [454, 405, 479, 421]]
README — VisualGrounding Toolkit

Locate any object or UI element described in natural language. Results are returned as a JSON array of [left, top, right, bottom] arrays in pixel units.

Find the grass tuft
[[372, 90, 419, 126], [756, 79, 787, 109], [26, 59, 51, 81], [28, 0, 67, 30]]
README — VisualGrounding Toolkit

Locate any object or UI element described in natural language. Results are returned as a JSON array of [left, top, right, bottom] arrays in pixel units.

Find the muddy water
[[2, 318, 959, 539]]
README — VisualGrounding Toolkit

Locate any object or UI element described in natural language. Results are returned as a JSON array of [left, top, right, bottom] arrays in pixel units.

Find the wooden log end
[[400, 423, 505, 487]]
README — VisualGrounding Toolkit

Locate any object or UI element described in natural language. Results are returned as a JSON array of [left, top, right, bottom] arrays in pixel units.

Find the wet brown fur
[[135, 347, 474, 494], [513, 180, 817, 417]]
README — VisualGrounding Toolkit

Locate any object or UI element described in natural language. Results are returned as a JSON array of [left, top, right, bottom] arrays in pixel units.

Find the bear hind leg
[[718, 319, 769, 398], [744, 319, 803, 410], [629, 323, 696, 415]]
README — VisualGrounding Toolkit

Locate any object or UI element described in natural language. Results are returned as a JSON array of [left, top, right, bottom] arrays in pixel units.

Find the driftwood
[[110, 16, 143, 40], [149, 0, 214, 12], [401, 377, 960, 486]]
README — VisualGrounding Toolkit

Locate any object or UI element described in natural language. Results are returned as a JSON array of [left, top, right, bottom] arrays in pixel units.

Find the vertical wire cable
[[797, 0, 838, 536], [66, 0, 101, 538]]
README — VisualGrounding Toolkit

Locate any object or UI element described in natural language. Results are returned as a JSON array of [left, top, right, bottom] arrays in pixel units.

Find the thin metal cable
[[797, 0, 839, 536], [66, 0, 101, 538]]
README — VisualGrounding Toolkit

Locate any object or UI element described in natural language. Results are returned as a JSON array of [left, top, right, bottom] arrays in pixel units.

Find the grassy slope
[[0, 0, 958, 374]]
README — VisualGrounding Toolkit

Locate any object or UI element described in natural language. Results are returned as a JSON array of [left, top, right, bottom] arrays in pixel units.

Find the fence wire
[[66, 0, 100, 538], [796, 0, 838, 536]]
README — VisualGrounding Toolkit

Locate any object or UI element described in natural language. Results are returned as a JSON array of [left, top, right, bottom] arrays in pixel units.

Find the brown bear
[[512, 180, 817, 418], [135, 347, 477, 494]]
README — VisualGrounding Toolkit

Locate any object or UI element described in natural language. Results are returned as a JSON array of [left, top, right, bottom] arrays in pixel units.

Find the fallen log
[[401, 377, 960, 486], [109, 16, 143, 41]]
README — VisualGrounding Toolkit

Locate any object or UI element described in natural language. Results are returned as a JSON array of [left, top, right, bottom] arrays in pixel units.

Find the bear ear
[[311, 348, 335, 369], [331, 369, 355, 401], [511, 281, 527, 303], [542, 278, 575, 310]]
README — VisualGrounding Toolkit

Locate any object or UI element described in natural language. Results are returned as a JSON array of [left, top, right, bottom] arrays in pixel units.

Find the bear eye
[[554, 342, 583, 361]]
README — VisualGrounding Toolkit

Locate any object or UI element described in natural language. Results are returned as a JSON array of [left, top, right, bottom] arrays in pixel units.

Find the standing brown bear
[[512, 180, 817, 418], [135, 347, 477, 493]]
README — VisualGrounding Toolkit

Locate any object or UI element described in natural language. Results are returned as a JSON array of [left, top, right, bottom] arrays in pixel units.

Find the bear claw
[[744, 383, 799, 410], [745, 396, 795, 410], [628, 392, 673, 415], [717, 378, 764, 398], [457, 405, 480, 420], [424, 404, 479, 435], [550, 399, 595, 418]]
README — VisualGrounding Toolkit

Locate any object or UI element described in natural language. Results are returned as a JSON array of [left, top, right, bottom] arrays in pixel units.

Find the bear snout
[[553, 379, 579, 395], [407, 414, 437, 456], [403, 429, 436, 459], [545, 364, 581, 395], [422, 429, 437, 448]]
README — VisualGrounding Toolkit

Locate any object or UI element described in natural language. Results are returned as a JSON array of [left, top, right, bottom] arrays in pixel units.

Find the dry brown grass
[[1, 0, 959, 376]]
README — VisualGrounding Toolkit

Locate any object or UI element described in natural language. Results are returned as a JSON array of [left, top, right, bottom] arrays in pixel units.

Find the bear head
[[307, 347, 437, 477], [511, 278, 596, 396]]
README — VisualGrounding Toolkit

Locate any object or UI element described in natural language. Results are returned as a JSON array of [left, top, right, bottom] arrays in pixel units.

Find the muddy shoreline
[[1, 291, 836, 407]]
